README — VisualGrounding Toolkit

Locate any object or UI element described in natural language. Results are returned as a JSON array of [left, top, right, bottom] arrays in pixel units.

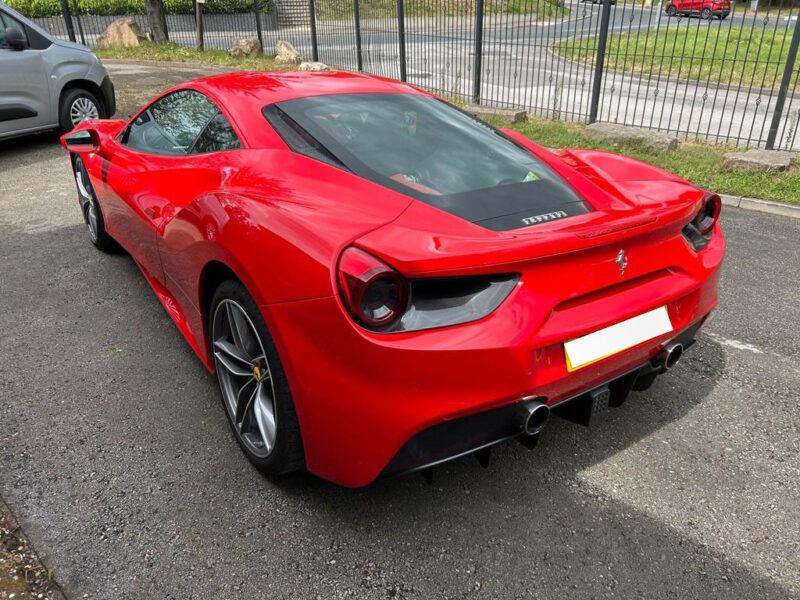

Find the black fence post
[[160, 0, 169, 41], [254, 0, 265, 54], [472, 0, 484, 104], [766, 15, 800, 149], [354, 0, 362, 71], [309, 0, 318, 61], [70, 0, 86, 46], [588, 0, 612, 124], [397, 0, 406, 82], [60, 0, 76, 42]]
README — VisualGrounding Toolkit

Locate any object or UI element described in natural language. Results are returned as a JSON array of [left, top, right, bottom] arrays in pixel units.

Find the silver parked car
[[0, 1, 115, 140]]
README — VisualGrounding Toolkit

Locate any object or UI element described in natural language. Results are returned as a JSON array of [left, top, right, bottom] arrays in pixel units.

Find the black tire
[[59, 87, 103, 134], [701, 7, 713, 19], [665, 4, 677, 15], [72, 155, 118, 253], [209, 280, 305, 476], [719, 13, 727, 18]]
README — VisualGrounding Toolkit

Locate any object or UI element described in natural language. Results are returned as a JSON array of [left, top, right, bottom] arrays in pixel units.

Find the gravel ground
[[0, 499, 66, 600], [0, 62, 798, 600]]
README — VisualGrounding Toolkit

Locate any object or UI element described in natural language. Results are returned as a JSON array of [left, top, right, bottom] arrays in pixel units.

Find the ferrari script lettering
[[521, 210, 569, 226]]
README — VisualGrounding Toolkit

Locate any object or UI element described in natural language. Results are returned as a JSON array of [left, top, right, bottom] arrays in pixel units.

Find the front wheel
[[73, 155, 117, 252], [210, 280, 304, 476], [701, 7, 713, 19], [59, 88, 103, 134], [665, 4, 677, 15]]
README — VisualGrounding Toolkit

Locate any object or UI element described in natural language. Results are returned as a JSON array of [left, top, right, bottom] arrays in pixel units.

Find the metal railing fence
[[16, 0, 800, 149]]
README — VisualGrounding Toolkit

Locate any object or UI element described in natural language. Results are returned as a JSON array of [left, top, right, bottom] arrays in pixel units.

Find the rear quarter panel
[[158, 149, 413, 364]]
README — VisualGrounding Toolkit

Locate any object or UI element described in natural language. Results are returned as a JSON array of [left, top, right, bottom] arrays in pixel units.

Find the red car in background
[[61, 71, 725, 487], [665, 0, 731, 19]]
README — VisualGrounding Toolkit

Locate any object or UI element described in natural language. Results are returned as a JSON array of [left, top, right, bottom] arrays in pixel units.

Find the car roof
[[187, 70, 430, 107]]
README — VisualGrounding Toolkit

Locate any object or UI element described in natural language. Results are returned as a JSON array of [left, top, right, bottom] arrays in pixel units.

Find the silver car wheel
[[75, 161, 98, 242], [70, 96, 99, 127], [212, 299, 277, 458]]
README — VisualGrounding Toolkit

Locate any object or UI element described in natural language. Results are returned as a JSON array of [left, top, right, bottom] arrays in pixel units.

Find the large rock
[[585, 122, 678, 151], [275, 40, 303, 64], [228, 38, 260, 58], [723, 149, 797, 172], [464, 105, 527, 123], [96, 17, 147, 49], [298, 61, 331, 71]]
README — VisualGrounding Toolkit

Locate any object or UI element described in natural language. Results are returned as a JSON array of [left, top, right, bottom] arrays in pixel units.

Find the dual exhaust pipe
[[515, 341, 683, 441]]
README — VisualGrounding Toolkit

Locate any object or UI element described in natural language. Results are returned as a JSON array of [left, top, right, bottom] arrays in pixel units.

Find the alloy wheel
[[70, 97, 99, 127], [75, 160, 98, 242], [212, 299, 278, 458]]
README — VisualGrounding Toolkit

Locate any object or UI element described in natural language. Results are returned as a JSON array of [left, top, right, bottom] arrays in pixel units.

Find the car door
[[102, 89, 241, 285], [0, 9, 51, 136]]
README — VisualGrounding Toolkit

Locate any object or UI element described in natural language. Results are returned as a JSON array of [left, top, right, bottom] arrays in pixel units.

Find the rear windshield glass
[[264, 93, 590, 231]]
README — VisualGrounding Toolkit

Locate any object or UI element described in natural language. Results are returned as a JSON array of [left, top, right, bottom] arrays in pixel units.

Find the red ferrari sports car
[[61, 71, 725, 487]]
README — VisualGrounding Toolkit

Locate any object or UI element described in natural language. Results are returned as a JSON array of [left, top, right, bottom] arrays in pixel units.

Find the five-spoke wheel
[[213, 299, 278, 457], [209, 281, 304, 475]]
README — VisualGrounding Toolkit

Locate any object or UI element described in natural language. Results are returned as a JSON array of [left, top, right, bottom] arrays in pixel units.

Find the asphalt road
[[1, 62, 798, 599]]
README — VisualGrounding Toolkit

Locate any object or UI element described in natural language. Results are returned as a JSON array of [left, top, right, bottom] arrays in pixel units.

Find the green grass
[[95, 42, 295, 70], [315, 0, 569, 20], [487, 116, 800, 205], [555, 25, 791, 88]]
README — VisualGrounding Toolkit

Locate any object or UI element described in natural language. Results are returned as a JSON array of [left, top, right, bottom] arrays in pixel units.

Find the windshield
[[265, 93, 590, 231]]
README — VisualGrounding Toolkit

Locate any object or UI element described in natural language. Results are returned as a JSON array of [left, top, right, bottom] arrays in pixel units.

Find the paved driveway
[[0, 62, 798, 599]]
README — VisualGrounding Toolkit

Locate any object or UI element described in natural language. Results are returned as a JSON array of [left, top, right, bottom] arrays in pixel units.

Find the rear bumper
[[266, 228, 724, 487], [381, 318, 704, 477]]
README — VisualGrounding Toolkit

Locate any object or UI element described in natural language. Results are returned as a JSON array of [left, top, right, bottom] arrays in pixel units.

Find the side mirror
[[5, 27, 27, 50], [63, 128, 100, 154]]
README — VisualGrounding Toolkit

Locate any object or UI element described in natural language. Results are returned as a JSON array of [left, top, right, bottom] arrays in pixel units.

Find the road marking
[[705, 332, 764, 354]]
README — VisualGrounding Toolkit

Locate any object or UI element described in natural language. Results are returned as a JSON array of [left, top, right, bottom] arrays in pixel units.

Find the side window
[[0, 12, 29, 47], [262, 104, 346, 169], [191, 112, 242, 154], [122, 89, 237, 156]]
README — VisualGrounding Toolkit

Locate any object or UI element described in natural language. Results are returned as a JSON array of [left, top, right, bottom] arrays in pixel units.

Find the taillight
[[682, 191, 721, 251], [337, 246, 519, 333], [696, 192, 721, 235], [337, 247, 408, 329]]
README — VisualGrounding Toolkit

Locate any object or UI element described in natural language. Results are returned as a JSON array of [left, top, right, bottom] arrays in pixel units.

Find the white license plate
[[564, 306, 673, 372]]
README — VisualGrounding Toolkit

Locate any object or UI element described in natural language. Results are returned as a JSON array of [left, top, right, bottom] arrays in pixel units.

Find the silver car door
[[0, 9, 51, 136]]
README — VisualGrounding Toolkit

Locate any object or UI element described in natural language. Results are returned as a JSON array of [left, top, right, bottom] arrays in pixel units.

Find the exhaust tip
[[665, 343, 683, 369], [655, 342, 684, 372], [518, 398, 550, 436]]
